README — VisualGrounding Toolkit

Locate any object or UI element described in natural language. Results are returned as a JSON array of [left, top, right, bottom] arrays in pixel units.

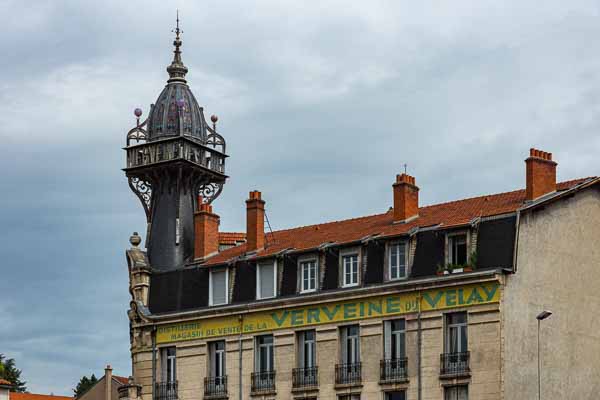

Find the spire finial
[[167, 10, 188, 83]]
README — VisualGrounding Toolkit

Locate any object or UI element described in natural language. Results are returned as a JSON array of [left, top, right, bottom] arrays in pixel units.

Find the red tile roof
[[204, 179, 590, 266], [218, 232, 246, 246], [112, 376, 129, 385], [0, 379, 11, 386], [10, 394, 73, 400]]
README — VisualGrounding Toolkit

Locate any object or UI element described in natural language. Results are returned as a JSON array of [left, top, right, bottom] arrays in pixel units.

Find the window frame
[[446, 231, 470, 266], [255, 334, 275, 372], [256, 260, 277, 300], [208, 267, 229, 306], [444, 312, 468, 354], [298, 255, 319, 294], [297, 329, 317, 368], [160, 346, 177, 383], [208, 340, 226, 379], [444, 385, 468, 400], [383, 319, 406, 360], [387, 240, 408, 281], [340, 248, 361, 288], [339, 324, 361, 364]]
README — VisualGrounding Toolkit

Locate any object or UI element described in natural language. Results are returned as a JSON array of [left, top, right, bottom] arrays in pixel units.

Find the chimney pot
[[525, 147, 557, 201], [194, 201, 220, 259], [246, 190, 265, 251], [393, 174, 419, 223]]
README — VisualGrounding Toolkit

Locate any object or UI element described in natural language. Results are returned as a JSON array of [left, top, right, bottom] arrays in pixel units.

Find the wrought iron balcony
[[335, 362, 362, 385], [155, 381, 178, 400], [440, 351, 470, 377], [380, 358, 408, 382], [292, 366, 318, 389], [251, 371, 276, 393], [203, 376, 227, 398], [125, 137, 226, 175]]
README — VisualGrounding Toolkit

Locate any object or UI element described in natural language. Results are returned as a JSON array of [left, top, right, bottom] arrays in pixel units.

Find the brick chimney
[[246, 190, 265, 252], [393, 173, 419, 223], [525, 148, 557, 201], [105, 365, 113, 400], [194, 198, 220, 259]]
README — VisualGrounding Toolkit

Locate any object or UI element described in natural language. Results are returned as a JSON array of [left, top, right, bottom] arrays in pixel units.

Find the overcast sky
[[1, 0, 600, 395]]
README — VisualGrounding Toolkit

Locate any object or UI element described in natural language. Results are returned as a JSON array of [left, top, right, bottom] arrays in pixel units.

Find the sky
[[1, 0, 600, 395]]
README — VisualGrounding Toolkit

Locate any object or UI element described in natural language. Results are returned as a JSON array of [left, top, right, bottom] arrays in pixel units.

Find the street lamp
[[536, 310, 552, 400]]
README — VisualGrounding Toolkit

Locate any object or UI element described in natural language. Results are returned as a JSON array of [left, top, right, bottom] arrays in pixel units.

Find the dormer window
[[257, 260, 277, 299], [388, 241, 408, 280], [299, 258, 318, 293], [209, 268, 229, 306], [448, 233, 468, 265], [341, 250, 360, 288]]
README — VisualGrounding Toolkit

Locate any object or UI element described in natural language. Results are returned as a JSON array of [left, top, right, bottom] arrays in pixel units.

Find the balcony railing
[[155, 381, 178, 400], [380, 358, 408, 382], [335, 362, 362, 385], [251, 371, 276, 393], [440, 351, 470, 377], [292, 366, 318, 389], [204, 376, 227, 397]]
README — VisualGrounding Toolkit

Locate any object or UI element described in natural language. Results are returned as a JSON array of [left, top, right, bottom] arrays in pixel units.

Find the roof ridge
[[264, 178, 590, 237]]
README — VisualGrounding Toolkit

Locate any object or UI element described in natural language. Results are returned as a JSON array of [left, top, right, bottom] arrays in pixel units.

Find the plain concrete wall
[[503, 187, 600, 399]]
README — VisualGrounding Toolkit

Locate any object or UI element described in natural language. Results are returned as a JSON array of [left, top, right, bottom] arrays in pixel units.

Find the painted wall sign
[[156, 282, 500, 344]]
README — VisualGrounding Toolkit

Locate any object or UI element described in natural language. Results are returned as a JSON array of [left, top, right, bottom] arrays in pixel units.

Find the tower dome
[[146, 17, 208, 143]]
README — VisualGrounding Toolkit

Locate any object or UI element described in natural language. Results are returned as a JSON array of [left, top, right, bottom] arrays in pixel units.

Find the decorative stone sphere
[[129, 232, 142, 247], [134, 108, 143, 118], [211, 115, 218, 123]]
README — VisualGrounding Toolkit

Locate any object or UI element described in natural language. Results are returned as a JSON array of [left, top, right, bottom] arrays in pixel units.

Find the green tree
[[0, 354, 27, 392], [73, 374, 98, 398]]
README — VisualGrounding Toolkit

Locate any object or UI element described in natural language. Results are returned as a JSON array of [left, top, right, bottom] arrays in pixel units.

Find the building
[[119, 21, 600, 400], [77, 366, 129, 400]]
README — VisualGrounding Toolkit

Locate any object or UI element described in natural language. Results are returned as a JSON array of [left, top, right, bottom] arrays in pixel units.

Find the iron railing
[[380, 358, 408, 382], [335, 362, 362, 385], [154, 381, 178, 400], [292, 366, 318, 389], [250, 371, 276, 393], [203, 376, 227, 397], [440, 351, 470, 376]]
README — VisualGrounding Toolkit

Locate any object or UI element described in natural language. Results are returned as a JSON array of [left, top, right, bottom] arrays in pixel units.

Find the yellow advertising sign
[[156, 281, 500, 344]]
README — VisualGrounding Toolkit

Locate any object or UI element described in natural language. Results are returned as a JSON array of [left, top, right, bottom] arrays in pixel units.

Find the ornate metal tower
[[124, 18, 227, 270]]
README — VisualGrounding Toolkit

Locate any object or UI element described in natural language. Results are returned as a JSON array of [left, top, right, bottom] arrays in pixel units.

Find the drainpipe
[[238, 314, 244, 400], [151, 327, 157, 400], [417, 291, 422, 400]]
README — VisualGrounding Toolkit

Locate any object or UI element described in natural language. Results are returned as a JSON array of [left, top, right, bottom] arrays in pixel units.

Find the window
[[388, 242, 407, 280], [384, 319, 406, 360], [208, 341, 226, 379], [444, 385, 468, 400], [445, 313, 468, 354], [342, 254, 359, 287], [448, 234, 467, 265], [338, 395, 360, 400], [161, 347, 176, 383], [340, 325, 360, 365], [257, 261, 277, 299], [385, 392, 406, 400], [297, 330, 316, 368], [209, 269, 228, 306], [300, 259, 318, 293], [255, 335, 274, 372]]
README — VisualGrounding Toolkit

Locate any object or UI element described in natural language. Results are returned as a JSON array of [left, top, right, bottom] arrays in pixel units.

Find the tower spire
[[167, 10, 188, 83]]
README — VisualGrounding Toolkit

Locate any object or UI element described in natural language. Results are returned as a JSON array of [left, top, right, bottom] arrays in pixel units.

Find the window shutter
[[211, 270, 227, 305], [365, 241, 385, 284], [260, 263, 275, 298], [209, 343, 216, 377], [340, 328, 348, 363], [280, 255, 298, 295], [297, 332, 305, 368], [160, 348, 167, 381], [384, 321, 392, 360]]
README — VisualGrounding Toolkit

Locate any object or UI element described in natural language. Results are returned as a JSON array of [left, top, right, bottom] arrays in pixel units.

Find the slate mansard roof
[[146, 178, 595, 315]]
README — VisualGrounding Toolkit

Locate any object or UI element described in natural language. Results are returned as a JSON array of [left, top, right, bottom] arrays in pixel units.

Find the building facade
[[120, 23, 600, 400]]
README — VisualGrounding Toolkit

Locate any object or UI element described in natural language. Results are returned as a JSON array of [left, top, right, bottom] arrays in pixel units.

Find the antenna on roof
[[404, 163, 407, 174], [264, 211, 275, 247]]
